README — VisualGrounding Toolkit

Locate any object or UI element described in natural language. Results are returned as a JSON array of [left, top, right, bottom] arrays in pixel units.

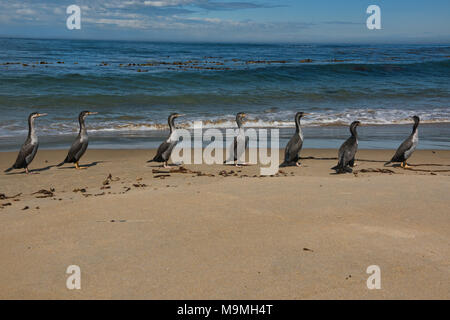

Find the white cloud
[[16, 8, 36, 15]]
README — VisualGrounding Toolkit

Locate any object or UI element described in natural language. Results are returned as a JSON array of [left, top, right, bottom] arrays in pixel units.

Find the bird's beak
[[37, 113, 47, 117], [88, 112, 98, 115], [177, 114, 185, 117], [303, 113, 311, 116]]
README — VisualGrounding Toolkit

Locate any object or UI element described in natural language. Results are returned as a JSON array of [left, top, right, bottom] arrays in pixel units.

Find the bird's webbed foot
[[402, 161, 412, 169], [75, 162, 86, 170]]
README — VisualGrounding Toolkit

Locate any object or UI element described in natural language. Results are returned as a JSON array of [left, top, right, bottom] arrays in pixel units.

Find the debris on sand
[[0, 193, 22, 200], [303, 247, 314, 252], [102, 173, 120, 186], [152, 166, 214, 177], [133, 183, 147, 188], [356, 168, 395, 174], [32, 189, 55, 198], [1, 202, 12, 207], [154, 174, 170, 179], [22, 206, 29, 210], [73, 188, 87, 193], [219, 170, 236, 177]]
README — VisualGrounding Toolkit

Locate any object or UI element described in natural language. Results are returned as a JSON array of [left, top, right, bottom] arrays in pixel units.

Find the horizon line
[[1, 35, 449, 46]]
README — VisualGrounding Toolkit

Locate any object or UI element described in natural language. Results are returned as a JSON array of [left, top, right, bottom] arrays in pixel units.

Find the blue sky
[[0, 0, 449, 43]]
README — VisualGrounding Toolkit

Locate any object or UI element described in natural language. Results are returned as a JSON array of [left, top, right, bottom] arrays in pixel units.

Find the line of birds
[[4, 111, 420, 174]]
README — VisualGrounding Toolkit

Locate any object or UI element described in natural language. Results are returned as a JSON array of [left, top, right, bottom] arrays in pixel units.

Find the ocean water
[[0, 38, 449, 151]]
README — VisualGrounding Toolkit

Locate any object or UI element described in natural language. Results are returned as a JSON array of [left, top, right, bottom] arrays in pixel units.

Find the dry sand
[[0, 148, 449, 299]]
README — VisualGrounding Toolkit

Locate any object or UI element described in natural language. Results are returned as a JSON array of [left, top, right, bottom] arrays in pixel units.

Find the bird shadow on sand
[[384, 163, 450, 172], [329, 171, 353, 176], [147, 163, 183, 168], [4, 165, 58, 175], [56, 161, 106, 170]]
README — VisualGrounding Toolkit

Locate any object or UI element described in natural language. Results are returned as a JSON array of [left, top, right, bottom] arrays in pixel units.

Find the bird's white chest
[[167, 131, 178, 143], [298, 129, 304, 141], [30, 135, 38, 144], [79, 129, 88, 142], [405, 130, 418, 159], [237, 129, 245, 142], [412, 130, 419, 145]]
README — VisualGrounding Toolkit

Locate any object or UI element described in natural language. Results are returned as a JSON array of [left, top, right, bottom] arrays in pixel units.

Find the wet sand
[[0, 148, 449, 299]]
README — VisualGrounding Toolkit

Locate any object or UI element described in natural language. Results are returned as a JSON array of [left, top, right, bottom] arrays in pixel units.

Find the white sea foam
[[0, 108, 449, 137]]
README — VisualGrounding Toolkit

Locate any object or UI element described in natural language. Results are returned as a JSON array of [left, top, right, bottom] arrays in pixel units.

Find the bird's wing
[[162, 141, 178, 161], [74, 140, 89, 162], [338, 137, 357, 167], [284, 135, 302, 163], [391, 135, 413, 162], [13, 139, 36, 168], [65, 137, 85, 163], [153, 140, 172, 162]]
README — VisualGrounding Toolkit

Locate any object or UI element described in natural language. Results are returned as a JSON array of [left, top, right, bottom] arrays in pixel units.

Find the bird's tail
[[279, 161, 293, 168], [333, 166, 353, 174], [56, 161, 65, 167], [147, 158, 155, 163], [384, 161, 391, 167], [331, 163, 352, 174], [4, 167, 13, 173], [331, 164, 340, 170]]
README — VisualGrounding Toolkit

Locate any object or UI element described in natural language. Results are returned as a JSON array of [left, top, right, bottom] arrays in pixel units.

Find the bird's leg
[[25, 167, 38, 174], [403, 162, 412, 169], [349, 158, 356, 167], [75, 162, 86, 170], [163, 161, 170, 169]]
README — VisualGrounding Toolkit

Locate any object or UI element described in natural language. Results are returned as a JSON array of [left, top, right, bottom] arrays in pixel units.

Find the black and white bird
[[280, 111, 308, 167], [148, 113, 183, 168], [331, 120, 361, 174], [4, 112, 47, 174], [385, 115, 420, 169], [224, 112, 248, 166], [57, 111, 97, 169]]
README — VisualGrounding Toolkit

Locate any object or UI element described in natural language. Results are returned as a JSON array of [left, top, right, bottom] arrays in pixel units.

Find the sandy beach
[[0, 148, 449, 299]]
